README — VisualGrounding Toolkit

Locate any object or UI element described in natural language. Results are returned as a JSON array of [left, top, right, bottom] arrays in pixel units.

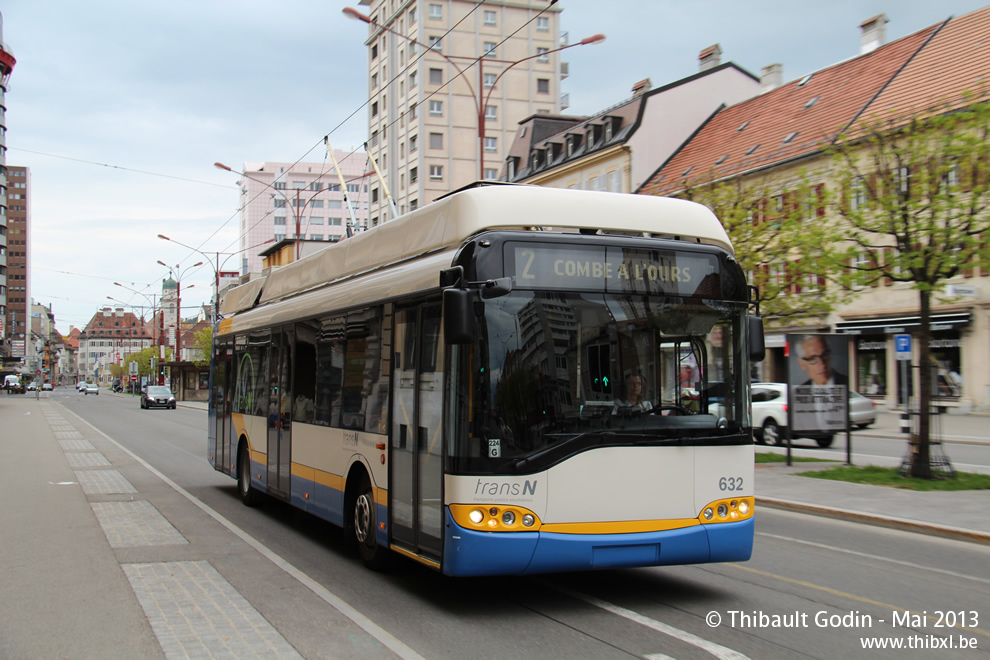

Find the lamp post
[[214, 162, 334, 260], [343, 6, 605, 181], [157, 235, 275, 327]]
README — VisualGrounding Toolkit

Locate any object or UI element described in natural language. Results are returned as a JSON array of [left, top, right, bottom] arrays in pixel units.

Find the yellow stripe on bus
[[541, 518, 700, 534]]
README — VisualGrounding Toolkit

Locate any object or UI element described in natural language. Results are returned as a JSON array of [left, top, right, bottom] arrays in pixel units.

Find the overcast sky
[[4, 0, 987, 332]]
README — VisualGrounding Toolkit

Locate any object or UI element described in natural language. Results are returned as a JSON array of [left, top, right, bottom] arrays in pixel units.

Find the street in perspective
[[4, 1, 990, 659]]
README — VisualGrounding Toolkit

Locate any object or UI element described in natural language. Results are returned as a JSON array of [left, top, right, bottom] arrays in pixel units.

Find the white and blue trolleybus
[[208, 183, 765, 576]]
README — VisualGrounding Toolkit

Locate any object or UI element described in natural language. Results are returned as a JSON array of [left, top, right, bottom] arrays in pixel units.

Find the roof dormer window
[[681, 165, 694, 177], [782, 132, 798, 144], [604, 120, 613, 142], [797, 73, 813, 87], [737, 121, 750, 132], [804, 96, 820, 109], [745, 144, 761, 155], [715, 154, 729, 165]]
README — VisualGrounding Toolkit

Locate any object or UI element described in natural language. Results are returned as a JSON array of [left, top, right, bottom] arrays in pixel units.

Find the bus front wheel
[[352, 475, 391, 571]]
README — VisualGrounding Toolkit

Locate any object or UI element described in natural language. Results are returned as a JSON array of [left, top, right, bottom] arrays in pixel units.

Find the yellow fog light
[[469, 509, 484, 524], [488, 518, 498, 528]]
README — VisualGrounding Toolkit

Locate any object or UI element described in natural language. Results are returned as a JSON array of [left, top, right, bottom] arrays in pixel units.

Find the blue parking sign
[[895, 334, 912, 360]]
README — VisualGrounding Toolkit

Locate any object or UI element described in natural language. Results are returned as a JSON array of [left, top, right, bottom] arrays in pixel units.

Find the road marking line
[[727, 564, 988, 638], [757, 531, 990, 586], [548, 584, 750, 660], [62, 404, 426, 660]]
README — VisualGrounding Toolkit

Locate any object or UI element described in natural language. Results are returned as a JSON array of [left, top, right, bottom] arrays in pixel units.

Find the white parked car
[[751, 383, 835, 448], [849, 390, 877, 428]]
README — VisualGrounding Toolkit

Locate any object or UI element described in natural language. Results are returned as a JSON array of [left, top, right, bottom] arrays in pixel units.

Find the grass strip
[[797, 464, 990, 490]]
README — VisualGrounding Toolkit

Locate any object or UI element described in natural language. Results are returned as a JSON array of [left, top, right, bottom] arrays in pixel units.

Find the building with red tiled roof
[[78, 307, 156, 385], [637, 21, 941, 197], [639, 6, 990, 413]]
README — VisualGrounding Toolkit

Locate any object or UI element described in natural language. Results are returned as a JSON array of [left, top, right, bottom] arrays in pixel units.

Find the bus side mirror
[[748, 316, 766, 362], [444, 288, 475, 344]]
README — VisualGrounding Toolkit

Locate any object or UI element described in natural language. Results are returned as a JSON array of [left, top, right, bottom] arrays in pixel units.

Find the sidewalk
[[0, 393, 398, 659]]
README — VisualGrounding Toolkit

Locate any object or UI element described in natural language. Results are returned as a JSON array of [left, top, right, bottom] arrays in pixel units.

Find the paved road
[[3, 390, 988, 659]]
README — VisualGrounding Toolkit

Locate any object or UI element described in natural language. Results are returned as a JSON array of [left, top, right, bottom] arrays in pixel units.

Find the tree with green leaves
[[681, 173, 848, 320], [828, 98, 990, 478], [192, 326, 213, 368]]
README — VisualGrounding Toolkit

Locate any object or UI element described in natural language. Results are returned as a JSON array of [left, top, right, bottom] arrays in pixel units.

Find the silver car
[[83, 383, 99, 395], [849, 390, 877, 428]]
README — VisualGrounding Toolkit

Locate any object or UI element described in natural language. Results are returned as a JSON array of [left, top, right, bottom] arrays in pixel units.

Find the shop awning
[[835, 312, 971, 335]]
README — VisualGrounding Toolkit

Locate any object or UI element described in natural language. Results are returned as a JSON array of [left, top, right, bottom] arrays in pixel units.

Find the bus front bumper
[[441, 509, 754, 577]]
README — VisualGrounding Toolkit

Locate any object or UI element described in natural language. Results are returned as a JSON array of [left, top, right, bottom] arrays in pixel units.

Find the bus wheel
[[238, 444, 259, 507], [352, 476, 391, 570]]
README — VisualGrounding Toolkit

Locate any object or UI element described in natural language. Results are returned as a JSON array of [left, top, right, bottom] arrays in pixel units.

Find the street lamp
[[215, 162, 335, 260], [343, 6, 605, 180], [157, 234, 275, 326]]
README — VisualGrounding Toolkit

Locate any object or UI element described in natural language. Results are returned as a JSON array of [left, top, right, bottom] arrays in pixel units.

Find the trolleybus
[[209, 183, 765, 576]]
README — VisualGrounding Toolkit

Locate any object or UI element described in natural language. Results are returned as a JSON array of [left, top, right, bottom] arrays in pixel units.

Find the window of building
[[372, 188, 379, 203], [409, 7, 416, 23], [311, 234, 324, 241], [310, 217, 324, 225], [274, 181, 286, 189], [274, 199, 286, 208], [429, 100, 443, 116], [371, 44, 378, 60], [483, 73, 496, 89], [429, 36, 442, 51], [537, 78, 550, 94], [608, 170, 622, 192], [484, 168, 498, 180], [310, 200, 323, 208], [430, 165, 443, 180], [484, 10, 496, 25], [536, 16, 549, 31], [536, 47, 549, 62], [409, 102, 417, 119], [293, 181, 305, 189], [409, 71, 417, 88], [274, 233, 286, 242], [429, 68, 443, 85], [371, 72, 378, 89], [429, 132, 444, 149], [371, 101, 378, 117], [410, 167, 418, 183], [429, 3, 442, 19], [484, 42, 497, 58], [410, 199, 419, 210], [410, 134, 418, 152], [484, 137, 497, 152], [485, 105, 497, 121]]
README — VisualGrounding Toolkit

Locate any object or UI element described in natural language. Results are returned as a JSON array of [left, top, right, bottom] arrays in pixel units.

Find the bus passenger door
[[391, 304, 444, 563], [267, 327, 293, 500], [213, 340, 233, 474]]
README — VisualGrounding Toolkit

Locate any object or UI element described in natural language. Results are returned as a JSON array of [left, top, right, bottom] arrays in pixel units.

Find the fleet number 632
[[719, 476, 744, 491]]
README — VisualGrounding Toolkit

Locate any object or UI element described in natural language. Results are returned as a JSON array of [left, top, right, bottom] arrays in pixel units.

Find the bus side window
[[316, 316, 345, 427]]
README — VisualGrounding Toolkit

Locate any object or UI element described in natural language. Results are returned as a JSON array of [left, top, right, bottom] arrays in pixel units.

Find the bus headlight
[[703, 508, 714, 520], [738, 500, 751, 515], [469, 509, 484, 524], [717, 504, 728, 518], [522, 514, 535, 527], [502, 511, 516, 525]]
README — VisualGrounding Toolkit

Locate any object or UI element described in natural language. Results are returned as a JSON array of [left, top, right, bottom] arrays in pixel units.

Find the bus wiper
[[507, 432, 613, 472]]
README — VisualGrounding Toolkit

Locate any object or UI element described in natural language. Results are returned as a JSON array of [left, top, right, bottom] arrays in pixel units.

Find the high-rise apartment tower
[[357, 0, 564, 225], [0, 13, 16, 358]]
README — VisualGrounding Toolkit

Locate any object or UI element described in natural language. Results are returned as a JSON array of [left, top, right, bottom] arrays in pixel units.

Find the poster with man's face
[[787, 333, 849, 433]]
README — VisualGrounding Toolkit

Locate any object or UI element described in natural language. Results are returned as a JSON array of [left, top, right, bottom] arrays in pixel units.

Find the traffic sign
[[895, 333, 912, 361]]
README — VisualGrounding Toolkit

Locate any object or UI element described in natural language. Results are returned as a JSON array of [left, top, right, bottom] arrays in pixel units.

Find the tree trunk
[[912, 289, 933, 478]]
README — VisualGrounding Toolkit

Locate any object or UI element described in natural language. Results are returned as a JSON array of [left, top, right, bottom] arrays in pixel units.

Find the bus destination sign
[[508, 244, 720, 296]]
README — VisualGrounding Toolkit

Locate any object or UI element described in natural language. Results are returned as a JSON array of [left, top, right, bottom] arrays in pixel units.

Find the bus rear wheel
[[238, 444, 259, 507], [352, 476, 390, 571]]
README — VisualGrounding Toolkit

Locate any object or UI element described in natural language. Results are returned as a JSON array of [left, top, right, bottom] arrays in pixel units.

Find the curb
[[756, 496, 990, 546]]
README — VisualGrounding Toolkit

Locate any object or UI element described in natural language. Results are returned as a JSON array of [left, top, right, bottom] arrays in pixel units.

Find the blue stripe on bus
[[442, 509, 754, 576]]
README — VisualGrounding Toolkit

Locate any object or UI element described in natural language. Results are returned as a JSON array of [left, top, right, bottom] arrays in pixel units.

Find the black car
[[141, 385, 176, 410]]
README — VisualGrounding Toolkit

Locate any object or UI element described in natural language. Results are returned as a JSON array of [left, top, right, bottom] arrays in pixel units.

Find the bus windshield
[[449, 290, 750, 474]]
